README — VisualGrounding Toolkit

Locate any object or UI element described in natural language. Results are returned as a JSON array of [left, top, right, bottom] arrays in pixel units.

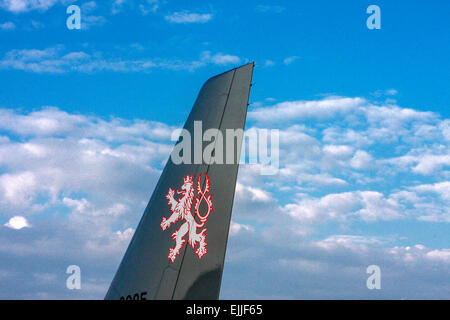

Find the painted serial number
[[119, 291, 147, 300]]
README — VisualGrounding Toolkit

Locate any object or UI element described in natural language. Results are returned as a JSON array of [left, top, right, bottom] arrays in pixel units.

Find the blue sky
[[0, 0, 449, 299]]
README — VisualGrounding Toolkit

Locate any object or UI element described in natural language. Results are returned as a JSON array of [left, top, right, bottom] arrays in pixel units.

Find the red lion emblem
[[160, 173, 213, 263]]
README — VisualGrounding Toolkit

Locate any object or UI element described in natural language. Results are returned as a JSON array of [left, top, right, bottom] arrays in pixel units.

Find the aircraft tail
[[105, 62, 254, 300]]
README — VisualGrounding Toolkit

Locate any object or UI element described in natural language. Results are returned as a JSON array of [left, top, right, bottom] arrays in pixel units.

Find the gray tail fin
[[105, 63, 254, 300]]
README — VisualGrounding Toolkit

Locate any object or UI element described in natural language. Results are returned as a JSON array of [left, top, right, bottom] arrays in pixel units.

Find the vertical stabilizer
[[105, 63, 254, 300]]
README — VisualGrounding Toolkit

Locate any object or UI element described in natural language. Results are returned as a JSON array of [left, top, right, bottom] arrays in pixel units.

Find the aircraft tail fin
[[105, 63, 254, 300]]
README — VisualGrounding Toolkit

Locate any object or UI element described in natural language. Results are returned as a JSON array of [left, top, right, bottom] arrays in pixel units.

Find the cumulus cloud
[[0, 107, 174, 220], [0, 106, 176, 298], [349, 150, 373, 170], [249, 96, 365, 123], [222, 229, 450, 299], [285, 190, 403, 223], [0, 93, 448, 298], [242, 95, 449, 227], [413, 181, 450, 201], [229, 221, 254, 236], [4, 216, 30, 229], [235, 182, 272, 203]]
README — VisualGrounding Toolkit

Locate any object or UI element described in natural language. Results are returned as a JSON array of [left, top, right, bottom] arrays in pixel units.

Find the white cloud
[[322, 127, 373, 147], [386, 148, 450, 175], [4, 216, 30, 229], [82, 15, 107, 30], [426, 249, 450, 263], [0, 107, 175, 298], [372, 88, 398, 97], [235, 182, 273, 203], [116, 227, 134, 241], [283, 56, 299, 65], [356, 191, 403, 221], [229, 221, 254, 236], [111, 0, 126, 14], [0, 47, 241, 73], [412, 154, 450, 175], [440, 120, 450, 141], [364, 105, 436, 131], [209, 52, 240, 65], [165, 11, 212, 24], [0, 94, 448, 298], [385, 89, 398, 96], [223, 228, 450, 299], [0, 21, 15, 30], [349, 150, 373, 170], [111, 0, 159, 15], [315, 235, 385, 250], [255, 4, 285, 14], [0, 0, 60, 13], [81, 0, 96, 12], [30, 20, 44, 29], [282, 170, 347, 186], [246, 95, 450, 226], [263, 59, 275, 67], [323, 144, 354, 157], [286, 190, 403, 223], [139, 0, 159, 15], [249, 97, 365, 123], [286, 192, 359, 223], [0, 107, 83, 135], [404, 181, 450, 222], [0, 172, 37, 208], [0, 107, 173, 219], [413, 181, 450, 201]]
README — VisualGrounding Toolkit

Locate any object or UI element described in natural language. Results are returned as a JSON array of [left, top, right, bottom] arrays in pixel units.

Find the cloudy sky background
[[0, 0, 449, 299]]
